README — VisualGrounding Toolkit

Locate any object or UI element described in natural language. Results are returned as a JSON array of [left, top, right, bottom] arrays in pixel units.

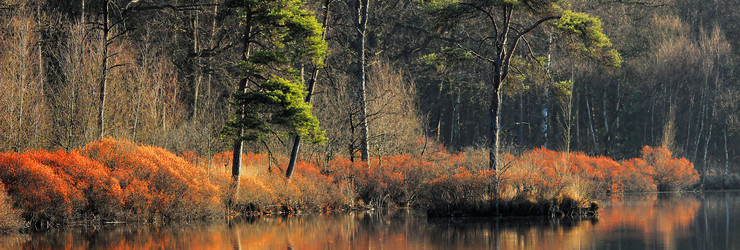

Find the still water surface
[[2, 191, 739, 249]]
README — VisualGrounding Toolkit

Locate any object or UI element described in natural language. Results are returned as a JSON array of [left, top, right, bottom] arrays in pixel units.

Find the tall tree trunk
[[543, 31, 552, 148], [232, 20, 252, 197], [650, 100, 655, 145], [565, 73, 574, 154], [586, 95, 599, 153], [724, 129, 729, 176], [489, 62, 503, 171], [81, 0, 85, 23], [206, 0, 218, 120], [518, 91, 524, 146], [34, 3, 43, 148], [602, 87, 609, 155], [192, 12, 201, 120], [356, 0, 370, 164], [685, 96, 694, 152], [693, 101, 707, 164], [98, 0, 110, 140], [450, 87, 460, 147], [435, 80, 444, 142], [286, 0, 331, 179], [702, 120, 713, 186]]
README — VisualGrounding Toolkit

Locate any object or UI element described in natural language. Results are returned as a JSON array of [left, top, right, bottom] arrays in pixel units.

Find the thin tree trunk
[[543, 31, 552, 148], [286, 0, 331, 179], [602, 87, 609, 155], [35, 3, 43, 148], [17, 28, 27, 148], [575, 89, 579, 152], [98, 0, 110, 140], [703, 121, 713, 185], [356, 0, 370, 164], [694, 101, 706, 164], [349, 113, 355, 162], [650, 100, 655, 145], [450, 87, 460, 147], [192, 12, 201, 120], [724, 129, 729, 176], [81, 0, 85, 23], [586, 96, 599, 153], [490, 65, 503, 171], [434, 80, 445, 142], [565, 73, 574, 154], [685, 96, 694, 152], [518, 91, 524, 146]]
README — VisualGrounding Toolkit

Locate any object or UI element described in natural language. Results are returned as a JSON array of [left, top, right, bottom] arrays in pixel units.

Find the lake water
[[2, 191, 739, 249]]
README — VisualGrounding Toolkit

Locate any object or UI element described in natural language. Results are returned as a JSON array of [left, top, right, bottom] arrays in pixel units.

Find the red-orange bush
[[640, 146, 699, 191], [0, 152, 78, 222], [23, 150, 123, 216], [79, 138, 222, 220], [0, 150, 123, 223]]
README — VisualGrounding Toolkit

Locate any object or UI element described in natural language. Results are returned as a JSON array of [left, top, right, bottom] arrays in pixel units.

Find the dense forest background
[[1, 0, 738, 180]]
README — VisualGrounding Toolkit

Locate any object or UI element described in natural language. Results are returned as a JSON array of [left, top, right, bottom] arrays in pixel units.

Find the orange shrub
[[80, 138, 222, 220], [0, 136, 700, 224], [640, 146, 699, 191], [23, 150, 123, 217], [0, 152, 83, 222]]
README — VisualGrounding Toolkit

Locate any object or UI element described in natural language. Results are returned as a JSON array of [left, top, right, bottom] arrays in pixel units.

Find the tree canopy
[[222, 0, 327, 145]]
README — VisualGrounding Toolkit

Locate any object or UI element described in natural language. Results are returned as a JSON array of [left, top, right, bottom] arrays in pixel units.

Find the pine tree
[[222, 0, 327, 190]]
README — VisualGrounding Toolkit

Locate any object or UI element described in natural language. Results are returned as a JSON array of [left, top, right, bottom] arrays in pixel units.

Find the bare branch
[[502, 15, 560, 80], [457, 44, 495, 64]]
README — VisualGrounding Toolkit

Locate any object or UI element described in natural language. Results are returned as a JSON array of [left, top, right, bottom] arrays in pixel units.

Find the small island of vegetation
[[0, 138, 699, 233]]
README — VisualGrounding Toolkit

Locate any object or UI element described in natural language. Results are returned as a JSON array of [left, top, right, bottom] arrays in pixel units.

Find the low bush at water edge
[[0, 138, 700, 233]]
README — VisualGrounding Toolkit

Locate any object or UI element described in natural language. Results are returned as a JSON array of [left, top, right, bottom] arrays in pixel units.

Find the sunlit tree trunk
[[543, 32, 552, 148], [435, 81, 444, 142], [192, 11, 202, 120], [355, 0, 371, 164], [98, 0, 110, 140]]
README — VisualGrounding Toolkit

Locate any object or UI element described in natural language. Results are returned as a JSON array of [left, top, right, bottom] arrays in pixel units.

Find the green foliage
[[421, 47, 473, 72], [222, 0, 327, 145], [554, 10, 622, 67], [553, 80, 572, 97], [225, 77, 325, 143]]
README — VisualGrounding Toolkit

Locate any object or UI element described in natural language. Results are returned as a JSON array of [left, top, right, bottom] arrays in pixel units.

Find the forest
[[0, 0, 737, 232]]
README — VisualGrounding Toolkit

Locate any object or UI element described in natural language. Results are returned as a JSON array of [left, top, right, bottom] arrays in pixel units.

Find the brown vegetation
[[0, 181, 22, 234]]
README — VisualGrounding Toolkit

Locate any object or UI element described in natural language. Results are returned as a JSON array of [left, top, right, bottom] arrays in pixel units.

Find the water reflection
[[4, 191, 740, 249]]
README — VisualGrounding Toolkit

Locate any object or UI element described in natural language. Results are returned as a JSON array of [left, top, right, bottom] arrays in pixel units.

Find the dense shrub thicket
[[0, 139, 699, 233]]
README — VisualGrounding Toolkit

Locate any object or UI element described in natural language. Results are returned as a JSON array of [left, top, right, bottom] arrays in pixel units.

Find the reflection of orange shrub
[[596, 195, 700, 244]]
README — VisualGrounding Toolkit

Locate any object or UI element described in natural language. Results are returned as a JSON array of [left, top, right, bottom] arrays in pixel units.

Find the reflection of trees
[[12, 195, 740, 250]]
